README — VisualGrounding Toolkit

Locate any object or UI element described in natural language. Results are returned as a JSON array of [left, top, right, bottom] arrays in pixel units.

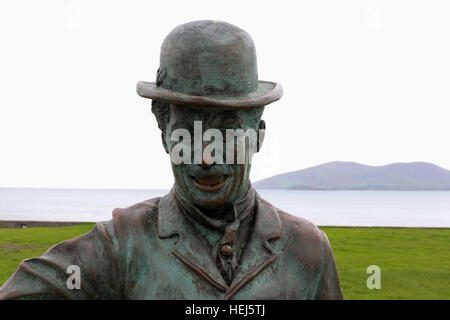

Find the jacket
[[0, 189, 343, 300]]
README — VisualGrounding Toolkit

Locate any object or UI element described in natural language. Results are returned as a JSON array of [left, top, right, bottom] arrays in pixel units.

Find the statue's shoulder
[[105, 196, 162, 232], [258, 196, 327, 253], [278, 208, 323, 239]]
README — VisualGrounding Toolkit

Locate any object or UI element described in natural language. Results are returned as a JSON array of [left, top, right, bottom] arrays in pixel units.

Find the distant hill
[[254, 161, 450, 190]]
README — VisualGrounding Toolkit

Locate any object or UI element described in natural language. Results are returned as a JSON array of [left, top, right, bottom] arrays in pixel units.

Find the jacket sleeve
[[0, 220, 123, 300], [314, 230, 344, 300]]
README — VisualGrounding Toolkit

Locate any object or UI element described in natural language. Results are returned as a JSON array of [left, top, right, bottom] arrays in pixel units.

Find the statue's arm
[[0, 220, 122, 300], [314, 230, 344, 300]]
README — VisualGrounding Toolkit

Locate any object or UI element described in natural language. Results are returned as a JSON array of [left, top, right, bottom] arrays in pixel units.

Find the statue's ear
[[151, 100, 171, 154], [257, 120, 266, 152], [162, 128, 169, 154]]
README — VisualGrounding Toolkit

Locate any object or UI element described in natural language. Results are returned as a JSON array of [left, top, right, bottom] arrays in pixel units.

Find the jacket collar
[[157, 187, 282, 297], [172, 185, 256, 230]]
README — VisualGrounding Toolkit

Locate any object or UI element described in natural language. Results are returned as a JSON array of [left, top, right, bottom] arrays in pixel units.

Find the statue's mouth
[[191, 174, 228, 192]]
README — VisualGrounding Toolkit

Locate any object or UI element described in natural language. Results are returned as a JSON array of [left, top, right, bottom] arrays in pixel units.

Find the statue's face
[[165, 103, 263, 211]]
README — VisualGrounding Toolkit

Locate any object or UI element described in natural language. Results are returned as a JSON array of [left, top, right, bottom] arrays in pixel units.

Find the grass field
[[0, 224, 449, 299]]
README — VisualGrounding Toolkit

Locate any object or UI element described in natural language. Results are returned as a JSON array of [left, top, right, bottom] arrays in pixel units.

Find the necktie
[[215, 218, 240, 284]]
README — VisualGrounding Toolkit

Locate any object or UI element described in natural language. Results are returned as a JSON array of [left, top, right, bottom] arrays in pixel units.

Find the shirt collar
[[157, 186, 281, 242], [172, 185, 256, 230]]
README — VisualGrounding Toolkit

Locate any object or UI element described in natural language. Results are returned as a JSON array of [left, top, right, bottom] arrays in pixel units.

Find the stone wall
[[0, 220, 86, 228]]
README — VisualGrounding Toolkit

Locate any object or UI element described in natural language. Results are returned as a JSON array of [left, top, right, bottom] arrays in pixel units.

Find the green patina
[[0, 20, 342, 300]]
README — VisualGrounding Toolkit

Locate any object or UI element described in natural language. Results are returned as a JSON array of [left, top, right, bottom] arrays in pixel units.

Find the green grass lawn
[[0, 224, 449, 299], [321, 226, 450, 299], [0, 224, 95, 288]]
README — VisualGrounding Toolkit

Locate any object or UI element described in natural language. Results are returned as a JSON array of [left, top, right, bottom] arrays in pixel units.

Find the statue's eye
[[171, 121, 193, 133]]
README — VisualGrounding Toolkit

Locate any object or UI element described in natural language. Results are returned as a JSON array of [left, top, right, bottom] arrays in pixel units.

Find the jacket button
[[221, 244, 233, 257]]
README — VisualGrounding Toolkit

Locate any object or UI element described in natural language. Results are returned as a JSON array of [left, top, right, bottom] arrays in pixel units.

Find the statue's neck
[[197, 204, 235, 221], [173, 184, 255, 227]]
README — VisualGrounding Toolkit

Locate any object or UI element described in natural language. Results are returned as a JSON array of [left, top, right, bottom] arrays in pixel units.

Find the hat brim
[[136, 80, 283, 108]]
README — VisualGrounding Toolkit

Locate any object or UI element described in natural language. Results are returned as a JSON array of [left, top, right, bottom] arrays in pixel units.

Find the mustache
[[188, 164, 227, 179], [189, 164, 228, 178]]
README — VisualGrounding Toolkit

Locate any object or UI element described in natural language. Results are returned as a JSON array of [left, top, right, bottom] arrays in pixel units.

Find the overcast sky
[[1, 0, 449, 189]]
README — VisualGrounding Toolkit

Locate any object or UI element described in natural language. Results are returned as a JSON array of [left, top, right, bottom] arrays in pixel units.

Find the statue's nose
[[200, 140, 215, 168], [201, 158, 213, 168]]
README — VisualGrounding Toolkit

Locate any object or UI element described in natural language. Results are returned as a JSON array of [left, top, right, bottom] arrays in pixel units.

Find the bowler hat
[[136, 20, 283, 108]]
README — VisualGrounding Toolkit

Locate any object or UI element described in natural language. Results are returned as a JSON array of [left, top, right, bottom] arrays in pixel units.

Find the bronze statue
[[0, 20, 343, 299]]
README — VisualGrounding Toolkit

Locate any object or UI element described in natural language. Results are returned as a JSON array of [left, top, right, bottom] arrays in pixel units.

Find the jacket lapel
[[157, 190, 228, 291], [157, 189, 282, 297], [225, 195, 282, 299]]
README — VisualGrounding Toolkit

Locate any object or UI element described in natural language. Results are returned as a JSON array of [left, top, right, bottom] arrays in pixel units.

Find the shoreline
[[0, 220, 88, 228], [1, 220, 448, 229]]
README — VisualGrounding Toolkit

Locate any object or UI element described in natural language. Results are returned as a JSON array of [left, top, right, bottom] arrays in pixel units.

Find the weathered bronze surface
[[0, 20, 343, 300], [137, 20, 283, 108]]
